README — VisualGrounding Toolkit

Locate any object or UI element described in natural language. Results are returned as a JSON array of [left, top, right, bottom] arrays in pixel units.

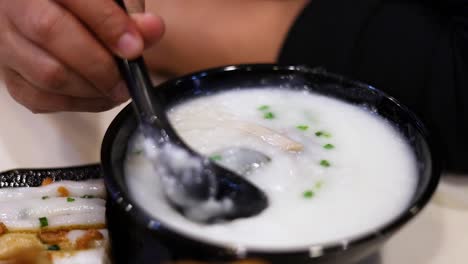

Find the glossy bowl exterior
[[102, 65, 440, 264]]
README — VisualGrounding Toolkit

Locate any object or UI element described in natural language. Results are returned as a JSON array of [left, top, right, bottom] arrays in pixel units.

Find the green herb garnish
[[323, 144, 335, 150], [81, 195, 95, 199], [258, 105, 275, 119], [315, 180, 324, 189], [41, 196, 49, 200], [39, 217, 48, 228], [296, 125, 309, 131], [209, 155, 222, 161], [258, 105, 270, 111], [303, 190, 315, 198], [67, 197, 75, 202], [48, 245, 61, 251], [315, 131, 332, 138], [263, 112, 275, 119], [320, 160, 331, 167]]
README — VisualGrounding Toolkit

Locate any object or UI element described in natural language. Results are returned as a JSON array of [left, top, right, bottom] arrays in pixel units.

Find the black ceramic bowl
[[102, 64, 440, 264]]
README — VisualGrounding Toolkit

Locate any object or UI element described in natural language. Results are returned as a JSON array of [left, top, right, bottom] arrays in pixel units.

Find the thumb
[[124, 0, 163, 48], [131, 13, 165, 48]]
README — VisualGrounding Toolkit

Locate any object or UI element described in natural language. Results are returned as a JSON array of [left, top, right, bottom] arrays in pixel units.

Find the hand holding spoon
[[114, 0, 268, 223]]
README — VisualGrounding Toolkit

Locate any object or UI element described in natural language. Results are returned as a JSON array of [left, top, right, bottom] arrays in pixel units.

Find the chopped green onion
[[296, 125, 309, 131], [41, 196, 49, 200], [39, 217, 48, 228], [315, 131, 332, 138], [48, 245, 61, 251], [320, 160, 331, 167], [323, 144, 335, 150], [67, 197, 75, 202], [263, 112, 275, 119], [258, 105, 275, 119], [209, 155, 222, 161], [81, 195, 95, 199], [315, 180, 324, 189], [303, 190, 315, 198], [257, 105, 270, 111]]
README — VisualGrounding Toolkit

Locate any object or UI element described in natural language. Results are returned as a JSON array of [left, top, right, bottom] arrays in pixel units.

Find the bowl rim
[[102, 63, 441, 256]]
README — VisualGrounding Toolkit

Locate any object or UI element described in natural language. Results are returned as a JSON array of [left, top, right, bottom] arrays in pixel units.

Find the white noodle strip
[[3, 212, 105, 231], [0, 197, 105, 221], [0, 180, 105, 202]]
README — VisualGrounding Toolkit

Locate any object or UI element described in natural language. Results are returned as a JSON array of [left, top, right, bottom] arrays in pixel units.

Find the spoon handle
[[115, 57, 157, 124], [113, 0, 173, 137]]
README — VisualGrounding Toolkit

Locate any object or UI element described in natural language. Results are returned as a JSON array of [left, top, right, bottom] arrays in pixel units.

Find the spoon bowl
[[210, 147, 271, 176]]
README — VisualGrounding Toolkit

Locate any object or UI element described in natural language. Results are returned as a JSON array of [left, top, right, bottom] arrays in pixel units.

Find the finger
[[55, 0, 144, 59], [7, 0, 122, 97], [131, 13, 165, 48], [124, 0, 145, 13], [2, 28, 103, 98], [3, 68, 120, 113]]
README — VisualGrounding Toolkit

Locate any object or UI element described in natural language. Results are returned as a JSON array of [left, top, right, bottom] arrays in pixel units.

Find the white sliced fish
[[173, 108, 303, 152], [226, 120, 304, 152], [0, 180, 105, 202]]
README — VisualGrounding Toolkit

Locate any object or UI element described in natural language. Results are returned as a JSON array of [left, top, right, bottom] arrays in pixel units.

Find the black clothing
[[279, 0, 468, 172]]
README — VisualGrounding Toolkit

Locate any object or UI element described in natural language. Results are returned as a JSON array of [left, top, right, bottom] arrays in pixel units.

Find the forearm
[[143, 0, 309, 77]]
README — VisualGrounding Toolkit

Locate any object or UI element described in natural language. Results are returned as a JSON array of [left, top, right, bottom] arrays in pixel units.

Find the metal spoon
[[114, 0, 268, 223]]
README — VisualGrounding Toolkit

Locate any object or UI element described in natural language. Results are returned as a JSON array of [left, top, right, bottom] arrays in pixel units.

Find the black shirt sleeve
[[278, 0, 468, 173]]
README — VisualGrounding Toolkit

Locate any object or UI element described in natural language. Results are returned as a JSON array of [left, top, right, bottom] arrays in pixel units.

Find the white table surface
[[0, 81, 467, 264]]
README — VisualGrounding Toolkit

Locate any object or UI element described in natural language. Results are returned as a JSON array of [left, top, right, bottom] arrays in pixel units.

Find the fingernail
[[110, 81, 130, 103], [117, 32, 142, 58]]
